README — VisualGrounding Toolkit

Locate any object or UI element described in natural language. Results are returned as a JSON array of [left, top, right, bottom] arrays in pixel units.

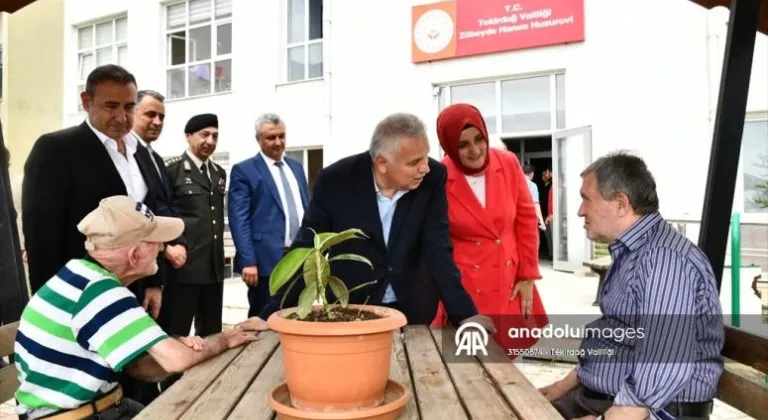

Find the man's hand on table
[[223, 328, 260, 348], [177, 335, 205, 351], [235, 317, 269, 333], [460, 314, 497, 334], [539, 368, 579, 401]]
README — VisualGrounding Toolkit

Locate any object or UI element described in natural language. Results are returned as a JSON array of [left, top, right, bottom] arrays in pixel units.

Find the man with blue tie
[[228, 113, 310, 317]]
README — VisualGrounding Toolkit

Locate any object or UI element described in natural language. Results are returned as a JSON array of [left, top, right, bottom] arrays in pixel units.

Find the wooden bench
[[0, 322, 20, 405], [718, 327, 768, 419], [583, 256, 611, 306]]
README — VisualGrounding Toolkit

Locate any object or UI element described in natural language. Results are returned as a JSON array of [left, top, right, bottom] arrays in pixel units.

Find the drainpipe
[[731, 213, 741, 327], [323, 0, 332, 166]]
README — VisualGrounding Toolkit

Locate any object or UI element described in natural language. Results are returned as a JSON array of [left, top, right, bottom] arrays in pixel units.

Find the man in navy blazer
[[236, 113, 495, 333], [228, 113, 310, 317]]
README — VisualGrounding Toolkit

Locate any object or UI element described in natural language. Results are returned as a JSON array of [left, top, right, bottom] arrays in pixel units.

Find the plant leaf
[[270, 247, 313, 295], [318, 228, 368, 252], [302, 250, 330, 287], [302, 251, 318, 287], [314, 232, 334, 249], [297, 281, 317, 319], [346, 280, 378, 294], [328, 253, 373, 268], [327, 276, 350, 307]]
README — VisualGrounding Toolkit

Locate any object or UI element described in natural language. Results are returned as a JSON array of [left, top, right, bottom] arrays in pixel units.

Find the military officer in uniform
[[162, 113, 226, 338]]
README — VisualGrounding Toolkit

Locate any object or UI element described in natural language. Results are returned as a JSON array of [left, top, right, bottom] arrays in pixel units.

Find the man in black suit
[[22, 64, 165, 403], [239, 113, 495, 331], [130, 90, 188, 289]]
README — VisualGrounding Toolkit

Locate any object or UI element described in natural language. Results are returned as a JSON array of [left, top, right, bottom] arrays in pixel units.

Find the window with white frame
[[285, 147, 323, 194], [76, 16, 128, 111], [166, 0, 232, 99], [438, 73, 566, 135], [742, 119, 768, 213], [286, 0, 323, 82]]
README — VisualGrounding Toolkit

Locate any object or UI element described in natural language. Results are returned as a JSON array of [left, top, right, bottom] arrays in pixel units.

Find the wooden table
[[137, 325, 565, 420]]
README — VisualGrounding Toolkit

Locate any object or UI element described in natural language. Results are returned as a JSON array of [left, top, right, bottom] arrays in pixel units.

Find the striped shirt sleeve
[[70, 278, 169, 372], [613, 247, 698, 413]]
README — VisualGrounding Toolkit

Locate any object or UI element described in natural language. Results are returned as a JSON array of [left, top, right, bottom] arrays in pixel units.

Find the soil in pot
[[285, 307, 382, 322]]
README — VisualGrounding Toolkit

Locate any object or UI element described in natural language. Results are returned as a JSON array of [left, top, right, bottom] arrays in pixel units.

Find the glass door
[[552, 126, 593, 272]]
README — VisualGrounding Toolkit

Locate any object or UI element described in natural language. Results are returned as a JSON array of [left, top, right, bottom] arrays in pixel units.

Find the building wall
[[2, 0, 64, 175], [1, 13, 8, 132], [63, 0, 329, 167], [57, 0, 768, 267]]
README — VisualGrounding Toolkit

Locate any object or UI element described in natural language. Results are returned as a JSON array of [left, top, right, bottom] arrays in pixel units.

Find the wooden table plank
[[135, 346, 246, 420], [180, 332, 281, 420], [403, 325, 468, 419], [389, 329, 420, 420], [477, 338, 565, 420], [430, 327, 519, 420], [227, 347, 285, 420]]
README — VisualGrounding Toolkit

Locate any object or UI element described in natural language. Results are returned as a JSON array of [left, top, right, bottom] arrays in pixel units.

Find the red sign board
[[412, 0, 585, 63]]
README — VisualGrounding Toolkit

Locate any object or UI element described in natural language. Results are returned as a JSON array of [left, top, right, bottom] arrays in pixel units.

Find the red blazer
[[433, 149, 548, 354]]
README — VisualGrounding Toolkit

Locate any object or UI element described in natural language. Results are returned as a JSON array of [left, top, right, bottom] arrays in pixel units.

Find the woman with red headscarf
[[432, 103, 548, 358]]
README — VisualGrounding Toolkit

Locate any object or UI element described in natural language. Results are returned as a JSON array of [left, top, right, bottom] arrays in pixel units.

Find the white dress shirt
[[465, 173, 486, 208], [261, 152, 305, 247], [131, 132, 162, 179], [185, 149, 212, 176], [86, 119, 148, 202]]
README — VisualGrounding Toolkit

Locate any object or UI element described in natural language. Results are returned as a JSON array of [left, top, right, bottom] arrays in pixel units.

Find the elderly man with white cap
[[12, 195, 257, 420]]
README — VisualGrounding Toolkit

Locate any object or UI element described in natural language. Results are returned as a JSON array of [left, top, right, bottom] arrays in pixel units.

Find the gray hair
[[580, 151, 659, 215], [137, 90, 165, 104], [255, 113, 283, 139], [369, 113, 428, 160]]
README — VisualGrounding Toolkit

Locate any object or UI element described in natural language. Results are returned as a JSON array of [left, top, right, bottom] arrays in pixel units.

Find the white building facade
[[62, 0, 767, 272]]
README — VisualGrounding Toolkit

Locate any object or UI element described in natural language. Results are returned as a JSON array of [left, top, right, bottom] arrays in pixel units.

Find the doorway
[[502, 136, 554, 262]]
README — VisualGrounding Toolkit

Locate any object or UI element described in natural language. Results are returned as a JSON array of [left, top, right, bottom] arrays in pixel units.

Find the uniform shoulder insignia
[[164, 156, 183, 166]]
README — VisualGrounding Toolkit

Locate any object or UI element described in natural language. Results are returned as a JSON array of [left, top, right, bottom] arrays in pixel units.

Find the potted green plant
[[266, 228, 408, 416]]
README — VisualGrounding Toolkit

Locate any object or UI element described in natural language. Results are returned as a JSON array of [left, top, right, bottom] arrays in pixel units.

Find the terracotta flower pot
[[267, 304, 408, 413]]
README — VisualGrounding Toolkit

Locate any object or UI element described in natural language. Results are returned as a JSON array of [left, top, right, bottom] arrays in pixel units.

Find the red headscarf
[[436, 103, 491, 175]]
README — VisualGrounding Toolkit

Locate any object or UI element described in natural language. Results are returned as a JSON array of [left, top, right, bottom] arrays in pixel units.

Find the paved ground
[[0, 262, 758, 419]]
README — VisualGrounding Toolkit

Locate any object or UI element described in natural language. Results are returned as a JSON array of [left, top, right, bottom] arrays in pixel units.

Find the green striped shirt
[[14, 259, 168, 417]]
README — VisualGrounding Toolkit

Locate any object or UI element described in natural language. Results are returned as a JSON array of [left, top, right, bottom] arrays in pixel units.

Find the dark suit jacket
[[22, 121, 164, 297], [259, 151, 478, 325], [227, 154, 309, 277], [130, 133, 187, 249], [165, 152, 226, 285]]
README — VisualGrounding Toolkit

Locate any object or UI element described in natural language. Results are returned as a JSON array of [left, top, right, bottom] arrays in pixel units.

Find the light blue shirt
[[373, 174, 408, 303], [526, 178, 539, 203]]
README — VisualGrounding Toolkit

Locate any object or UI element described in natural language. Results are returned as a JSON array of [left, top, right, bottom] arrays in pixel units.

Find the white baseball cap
[[77, 195, 184, 250]]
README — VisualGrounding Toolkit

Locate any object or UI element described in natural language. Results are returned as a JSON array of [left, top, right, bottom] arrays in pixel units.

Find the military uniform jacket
[[165, 152, 226, 284]]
